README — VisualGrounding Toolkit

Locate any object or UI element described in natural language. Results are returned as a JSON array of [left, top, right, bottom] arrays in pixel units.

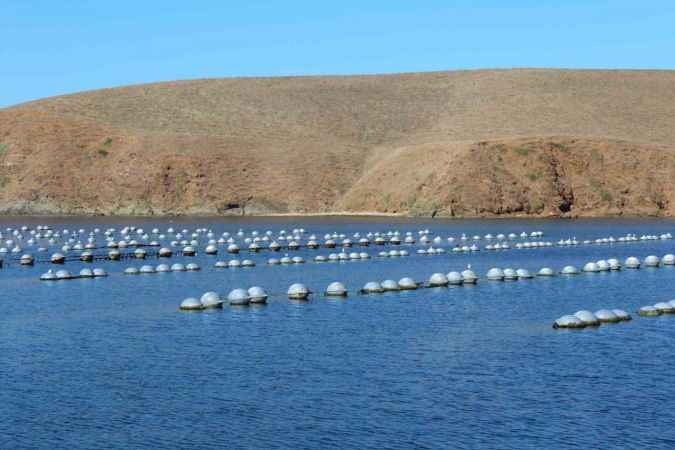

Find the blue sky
[[2, 0, 674, 107]]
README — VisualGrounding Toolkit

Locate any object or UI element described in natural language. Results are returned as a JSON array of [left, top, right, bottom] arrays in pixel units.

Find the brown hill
[[1, 69, 675, 217]]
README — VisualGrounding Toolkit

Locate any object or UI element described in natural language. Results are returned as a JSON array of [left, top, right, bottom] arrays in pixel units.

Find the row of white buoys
[[3, 226, 552, 263], [40, 268, 107, 280], [359, 269, 477, 294], [639, 300, 675, 316], [512, 241, 553, 249], [554, 299, 675, 327], [450, 245, 479, 253], [365, 278, 418, 292], [182, 281, 348, 309], [621, 254, 675, 269], [314, 252, 372, 262], [380, 249, 410, 257], [549, 253, 674, 276], [180, 287, 270, 310], [124, 263, 200, 274], [267, 256, 305, 265], [180, 292, 223, 310], [553, 308, 631, 328], [555, 233, 653, 246], [486, 267, 535, 281], [214, 259, 256, 268]]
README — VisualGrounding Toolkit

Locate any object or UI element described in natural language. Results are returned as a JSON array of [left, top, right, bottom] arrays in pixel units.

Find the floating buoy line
[[4, 224, 675, 329], [1, 224, 672, 278]]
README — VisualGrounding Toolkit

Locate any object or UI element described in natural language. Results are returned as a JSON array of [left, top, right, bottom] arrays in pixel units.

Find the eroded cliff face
[[338, 138, 675, 218], [2, 69, 675, 217]]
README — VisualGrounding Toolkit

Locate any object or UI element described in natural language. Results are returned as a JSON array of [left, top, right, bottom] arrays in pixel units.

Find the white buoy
[[458, 269, 476, 284], [20, 254, 34, 265], [538, 267, 555, 277], [156, 264, 171, 272], [80, 268, 94, 278], [171, 263, 186, 272], [638, 305, 661, 317], [574, 310, 600, 326], [182, 246, 196, 256], [661, 254, 675, 265], [228, 288, 250, 305], [624, 257, 640, 269], [288, 283, 310, 300], [159, 247, 172, 257], [124, 267, 139, 275], [516, 268, 533, 279], [561, 265, 579, 275], [92, 268, 107, 277], [608, 259, 621, 270], [381, 279, 400, 291], [200, 291, 224, 309], [503, 268, 518, 280], [428, 273, 449, 287], [186, 263, 200, 271], [612, 309, 631, 321], [487, 268, 504, 281], [654, 302, 675, 314], [51, 253, 65, 264], [447, 271, 463, 285], [180, 297, 204, 311], [325, 281, 348, 297], [248, 287, 268, 304], [140, 265, 155, 274], [40, 269, 58, 281], [594, 309, 621, 323], [398, 277, 418, 290], [644, 255, 660, 267], [362, 281, 384, 293], [553, 315, 585, 329], [583, 262, 599, 273], [596, 260, 610, 271], [205, 245, 218, 255]]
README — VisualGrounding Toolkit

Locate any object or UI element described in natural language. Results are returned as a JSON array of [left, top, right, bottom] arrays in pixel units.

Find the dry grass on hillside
[[1, 69, 675, 216]]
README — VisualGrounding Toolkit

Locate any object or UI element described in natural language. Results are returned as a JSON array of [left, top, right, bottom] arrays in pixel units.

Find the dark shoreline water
[[2, 217, 675, 449]]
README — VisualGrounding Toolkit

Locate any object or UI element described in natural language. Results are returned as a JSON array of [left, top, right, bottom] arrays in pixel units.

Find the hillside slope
[[1, 69, 675, 217]]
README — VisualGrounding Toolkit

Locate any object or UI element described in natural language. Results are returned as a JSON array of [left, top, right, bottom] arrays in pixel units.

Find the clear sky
[[2, 0, 674, 107]]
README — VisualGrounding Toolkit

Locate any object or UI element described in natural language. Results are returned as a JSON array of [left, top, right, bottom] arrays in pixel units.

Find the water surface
[[2, 217, 675, 449]]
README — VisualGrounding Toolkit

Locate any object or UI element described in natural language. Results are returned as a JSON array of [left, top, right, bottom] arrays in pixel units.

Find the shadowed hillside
[[1, 69, 675, 217]]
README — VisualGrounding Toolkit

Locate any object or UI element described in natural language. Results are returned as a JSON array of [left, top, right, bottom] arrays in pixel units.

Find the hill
[[2, 69, 675, 217]]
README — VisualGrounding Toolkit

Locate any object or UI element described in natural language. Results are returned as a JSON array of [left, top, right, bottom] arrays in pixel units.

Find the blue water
[[2, 217, 675, 449]]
